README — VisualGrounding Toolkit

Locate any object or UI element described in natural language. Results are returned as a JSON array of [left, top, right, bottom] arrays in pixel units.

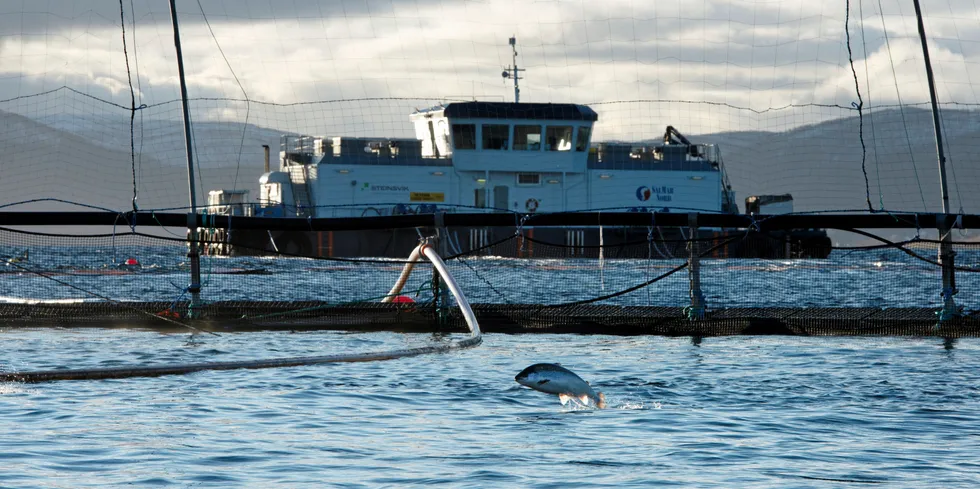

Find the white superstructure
[[255, 102, 738, 218]]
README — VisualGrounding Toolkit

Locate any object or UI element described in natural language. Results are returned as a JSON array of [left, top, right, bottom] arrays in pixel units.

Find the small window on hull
[[517, 173, 540, 186]]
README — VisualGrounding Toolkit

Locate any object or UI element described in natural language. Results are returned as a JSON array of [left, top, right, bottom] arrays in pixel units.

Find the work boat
[[202, 101, 830, 259]]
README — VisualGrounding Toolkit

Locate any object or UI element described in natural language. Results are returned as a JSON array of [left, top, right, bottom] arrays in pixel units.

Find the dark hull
[[201, 226, 832, 259]]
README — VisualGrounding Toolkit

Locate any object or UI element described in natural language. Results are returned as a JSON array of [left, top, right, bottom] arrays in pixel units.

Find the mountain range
[[1, 106, 976, 244]]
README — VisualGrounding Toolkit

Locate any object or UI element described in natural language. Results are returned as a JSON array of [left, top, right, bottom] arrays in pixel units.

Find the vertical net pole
[[433, 212, 450, 326], [937, 217, 959, 322], [910, 0, 959, 321], [686, 213, 706, 320], [169, 0, 202, 317], [911, 0, 952, 215]]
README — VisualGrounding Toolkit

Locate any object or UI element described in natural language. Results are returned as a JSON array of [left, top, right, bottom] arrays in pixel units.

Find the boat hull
[[200, 225, 832, 259]]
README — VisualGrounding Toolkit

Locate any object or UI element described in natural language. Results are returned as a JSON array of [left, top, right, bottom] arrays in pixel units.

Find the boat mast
[[168, 0, 203, 317], [911, 0, 958, 321], [501, 37, 524, 103]]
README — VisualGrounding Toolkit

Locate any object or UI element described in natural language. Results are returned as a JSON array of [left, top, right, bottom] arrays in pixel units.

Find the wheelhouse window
[[545, 126, 573, 151], [452, 124, 476, 150], [513, 125, 542, 151], [517, 173, 540, 186], [482, 124, 509, 150], [575, 126, 591, 152]]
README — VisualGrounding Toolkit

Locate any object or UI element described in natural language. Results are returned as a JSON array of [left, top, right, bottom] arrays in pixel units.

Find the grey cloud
[[529, 32, 872, 73], [3, 0, 979, 122], [3, 0, 977, 37], [1, 3, 125, 34], [0, 0, 446, 34]]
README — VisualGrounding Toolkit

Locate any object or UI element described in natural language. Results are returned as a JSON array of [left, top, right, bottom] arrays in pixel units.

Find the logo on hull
[[362, 182, 409, 192], [636, 185, 674, 202], [636, 186, 652, 201]]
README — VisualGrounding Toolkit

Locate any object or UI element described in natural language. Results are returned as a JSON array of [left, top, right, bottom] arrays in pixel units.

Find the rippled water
[[1, 244, 979, 486], [2, 332, 979, 488]]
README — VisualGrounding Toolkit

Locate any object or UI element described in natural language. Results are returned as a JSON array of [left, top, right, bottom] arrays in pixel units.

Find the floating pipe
[[420, 243, 480, 336], [381, 244, 423, 303]]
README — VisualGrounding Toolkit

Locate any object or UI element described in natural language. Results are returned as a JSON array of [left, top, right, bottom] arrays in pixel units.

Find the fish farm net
[[0, 215, 976, 338], [1, 0, 980, 350]]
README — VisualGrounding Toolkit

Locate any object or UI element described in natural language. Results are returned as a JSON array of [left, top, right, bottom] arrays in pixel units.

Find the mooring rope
[[0, 243, 481, 383]]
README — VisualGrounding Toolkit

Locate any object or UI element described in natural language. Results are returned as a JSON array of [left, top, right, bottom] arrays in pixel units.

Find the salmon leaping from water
[[515, 363, 606, 409]]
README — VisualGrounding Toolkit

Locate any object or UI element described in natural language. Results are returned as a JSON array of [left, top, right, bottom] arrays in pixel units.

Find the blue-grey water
[[2, 334, 979, 488], [1, 245, 979, 487]]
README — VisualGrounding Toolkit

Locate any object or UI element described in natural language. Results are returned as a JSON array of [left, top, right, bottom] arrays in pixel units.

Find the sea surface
[[0, 244, 977, 310], [0, 246, 979, 487], [1, 334, 979, 488]]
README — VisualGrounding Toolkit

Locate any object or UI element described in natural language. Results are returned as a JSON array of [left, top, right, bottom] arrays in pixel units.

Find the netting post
[[686, 213, 706, 320], [937, 215, 959, 323], [187, 213, 202, 319], [433, 212, 450, 327], [171, 1, 202, 319]]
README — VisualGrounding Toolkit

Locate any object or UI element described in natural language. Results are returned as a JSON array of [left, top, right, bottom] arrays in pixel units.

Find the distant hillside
[[0, 110, 281, 212], [1, 107, 976, 245], [703, 107, 980, 214]]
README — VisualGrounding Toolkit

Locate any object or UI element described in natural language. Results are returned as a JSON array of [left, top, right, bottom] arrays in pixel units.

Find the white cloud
[[1, 0, 979, 137]]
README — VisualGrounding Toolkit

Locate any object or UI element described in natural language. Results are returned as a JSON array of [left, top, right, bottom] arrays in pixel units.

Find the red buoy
[[392, 295, 415, 304], [124, 258, 140, 266]]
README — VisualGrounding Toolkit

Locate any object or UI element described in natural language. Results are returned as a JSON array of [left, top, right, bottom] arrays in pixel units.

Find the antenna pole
[[511, 37, 520, 103], [502, 37, 524, 103], [911, 0, 959, 322], [169, 0, 203, 318]]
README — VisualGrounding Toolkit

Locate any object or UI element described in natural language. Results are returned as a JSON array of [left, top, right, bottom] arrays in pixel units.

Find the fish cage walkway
[[2, 301, 978, 337]]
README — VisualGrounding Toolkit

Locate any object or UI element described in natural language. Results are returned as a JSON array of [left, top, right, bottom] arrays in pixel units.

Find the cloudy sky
[[2, 0, 979, 137]]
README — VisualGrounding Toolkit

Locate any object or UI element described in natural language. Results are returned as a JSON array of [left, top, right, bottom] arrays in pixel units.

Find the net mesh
[[0, 1, 978, 338], [2, 1, 980, 215], [0, 223, 975, 336]]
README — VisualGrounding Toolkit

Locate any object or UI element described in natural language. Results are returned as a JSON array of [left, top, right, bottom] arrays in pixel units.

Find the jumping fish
[[515, 363, 606, 408]]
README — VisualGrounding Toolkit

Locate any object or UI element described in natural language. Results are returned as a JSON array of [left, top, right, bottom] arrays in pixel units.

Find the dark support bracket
[[433, 212, 450, 327], [937, 215, 960, 324], [686, 213, 706, 320], [187, 213, 202, 319]]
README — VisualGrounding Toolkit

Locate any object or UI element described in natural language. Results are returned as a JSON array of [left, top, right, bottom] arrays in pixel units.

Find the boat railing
[[704, 144, 737, 212]]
